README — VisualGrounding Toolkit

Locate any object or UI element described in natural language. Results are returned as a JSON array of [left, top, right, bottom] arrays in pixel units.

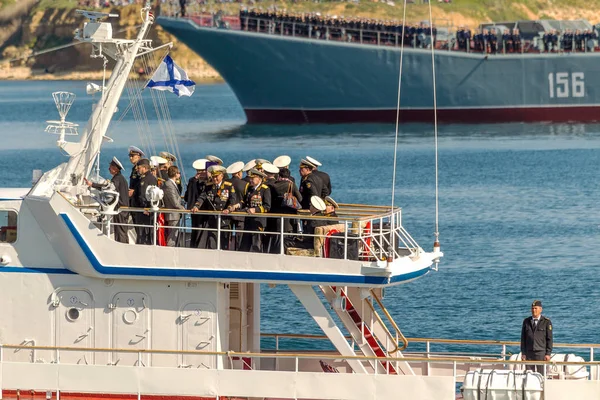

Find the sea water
[[1, 80, 600, 356]]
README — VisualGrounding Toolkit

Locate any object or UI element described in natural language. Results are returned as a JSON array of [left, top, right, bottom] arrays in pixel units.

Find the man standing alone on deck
[[520, 300, 553, 374]]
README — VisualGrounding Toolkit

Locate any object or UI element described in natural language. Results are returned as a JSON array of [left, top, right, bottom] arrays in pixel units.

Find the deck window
[[0, 210, 17, 243]]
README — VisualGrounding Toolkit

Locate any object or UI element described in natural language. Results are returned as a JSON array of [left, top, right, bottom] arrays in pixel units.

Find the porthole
[[67, 307, 80, 321]]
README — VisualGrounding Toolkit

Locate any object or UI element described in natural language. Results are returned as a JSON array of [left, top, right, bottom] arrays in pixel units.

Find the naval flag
[[146, 55, 195, 97]]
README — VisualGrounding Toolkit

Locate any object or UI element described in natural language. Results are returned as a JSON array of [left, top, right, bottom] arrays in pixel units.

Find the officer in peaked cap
[[243, 159, 257, 183], [237, 168, 271, 253], [151, 156, 169, 184], [128, 146, 144, 199], [159, 151, 177, 163], [193, 165, 236, 250], [273, 155, 295, 184], [84, 156, 130, 244], [306, 156, 331, 198], [185, 158, 209, 248], [133, 158, 158, 245], [298, 158, 324, 211], [206, 155, 224, 166], [262, 163, 280, 252], [324, 195, 339, 218], [520, 300, 553, 375], [226, 161, 248, 251]]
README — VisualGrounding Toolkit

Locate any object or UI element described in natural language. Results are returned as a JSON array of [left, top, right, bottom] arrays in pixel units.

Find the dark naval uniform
[[134, 172, 158, 245], [312, 169, 331, 197], [185, 175, 206, 248], [240, 183, 271, 252], [299, 173, 323, 210], [521, 315, 553, 374], [268, 179, 302, 253], [195, 181, 237, 249], [227, 175, 249, 250], [129, 165, 142, 241]]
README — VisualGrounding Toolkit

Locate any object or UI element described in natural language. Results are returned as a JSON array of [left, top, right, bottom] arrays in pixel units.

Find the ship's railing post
[[360, 29, 363, 44], [244, 17, 248, 31], [257, 19, 260, 33], [292, 22, 296, 37], [326, 27, 330, 41], [501, 344, 507, 361], [217, 214, 222, 250], [453, 361, 457, 391], [426, 340, 431, 376], [281, 22, 284, 36], [280, 217, 284, 255], [591, 347, 594, 362], [377, 31, 380, 46], [152, 211, 157, 246], [309, 23, 312, 38], [395, 33, 398, 47], [344, 220, 348, 260]]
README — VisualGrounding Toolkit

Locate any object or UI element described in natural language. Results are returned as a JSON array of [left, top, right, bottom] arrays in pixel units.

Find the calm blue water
[[2, 80, 600, 355]]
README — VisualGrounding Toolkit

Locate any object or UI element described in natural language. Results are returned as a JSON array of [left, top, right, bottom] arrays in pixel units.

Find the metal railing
[[79, 201, 421, 263], [2, 342, 600, 381], [162, 8, 600, 56]]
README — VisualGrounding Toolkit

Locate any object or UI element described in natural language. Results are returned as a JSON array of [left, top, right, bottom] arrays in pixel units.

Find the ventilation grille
[[230, 282, 240, 300]]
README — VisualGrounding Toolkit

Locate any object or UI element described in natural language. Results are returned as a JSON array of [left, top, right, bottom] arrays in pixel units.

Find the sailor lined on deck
[[306, 156, 332, 198], [298, 158, 324, 210], [267, 163, 303, 253], [192, 165, 237, 250], [128, 146, 144, 244], [84, 156, 130, 244], [162, 165, 185, 247], [160, 151, 182, 192], [237, 168, 271, 253], [226, 161, 248, 251], [273, 155, 295, 184], [185, 158, 209, 248], [134, 158, 158, 245]]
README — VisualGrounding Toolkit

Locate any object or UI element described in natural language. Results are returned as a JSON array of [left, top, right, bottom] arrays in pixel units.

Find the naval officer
[[520, 300, 553, 375]]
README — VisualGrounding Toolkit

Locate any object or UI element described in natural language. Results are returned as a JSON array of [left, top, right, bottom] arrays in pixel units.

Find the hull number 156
[[548, 72, 585, 98]]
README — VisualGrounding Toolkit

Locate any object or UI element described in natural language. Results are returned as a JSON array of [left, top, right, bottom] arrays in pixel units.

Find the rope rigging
[[391, 0, 441, 257]]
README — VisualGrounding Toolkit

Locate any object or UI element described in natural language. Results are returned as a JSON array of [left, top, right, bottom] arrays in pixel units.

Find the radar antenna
[[45, 91, 79, 147], [75, 10, 119, 22]]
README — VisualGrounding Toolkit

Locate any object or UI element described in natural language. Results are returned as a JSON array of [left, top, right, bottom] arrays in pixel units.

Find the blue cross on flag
[[146, 55, 196, 97]]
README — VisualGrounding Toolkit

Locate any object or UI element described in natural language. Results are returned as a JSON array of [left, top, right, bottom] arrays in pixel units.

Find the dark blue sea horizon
[[2, 80, 600, 357]]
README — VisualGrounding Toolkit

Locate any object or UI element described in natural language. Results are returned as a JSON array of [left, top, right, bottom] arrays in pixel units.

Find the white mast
[[58, 4, 155, 189]]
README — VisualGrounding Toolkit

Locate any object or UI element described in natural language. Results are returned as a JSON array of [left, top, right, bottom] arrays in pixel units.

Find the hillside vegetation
[[0, 0, 599, 80]]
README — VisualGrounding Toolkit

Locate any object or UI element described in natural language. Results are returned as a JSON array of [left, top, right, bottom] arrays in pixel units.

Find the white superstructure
[[0, 4, 597, 400]]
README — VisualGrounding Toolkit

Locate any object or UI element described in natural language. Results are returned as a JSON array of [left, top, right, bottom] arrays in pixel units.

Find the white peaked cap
[[206, 155, 223, 165], [243, 159, 257, 172], [273, 155, 291, 168], [262, 163, 279, 174], [226, 161, 245, 175], [159, 151, 177, 161], [128, 145, 145, 156], [306, 156, 322, 167], [150, 155, 168, 165], [111, 156, 124, 170], [192, 158, 209, 170], [310, 196, 326, 211]]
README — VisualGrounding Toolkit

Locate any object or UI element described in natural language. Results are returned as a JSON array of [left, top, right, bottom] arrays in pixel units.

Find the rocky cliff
[[0, 3, 219, 81]]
